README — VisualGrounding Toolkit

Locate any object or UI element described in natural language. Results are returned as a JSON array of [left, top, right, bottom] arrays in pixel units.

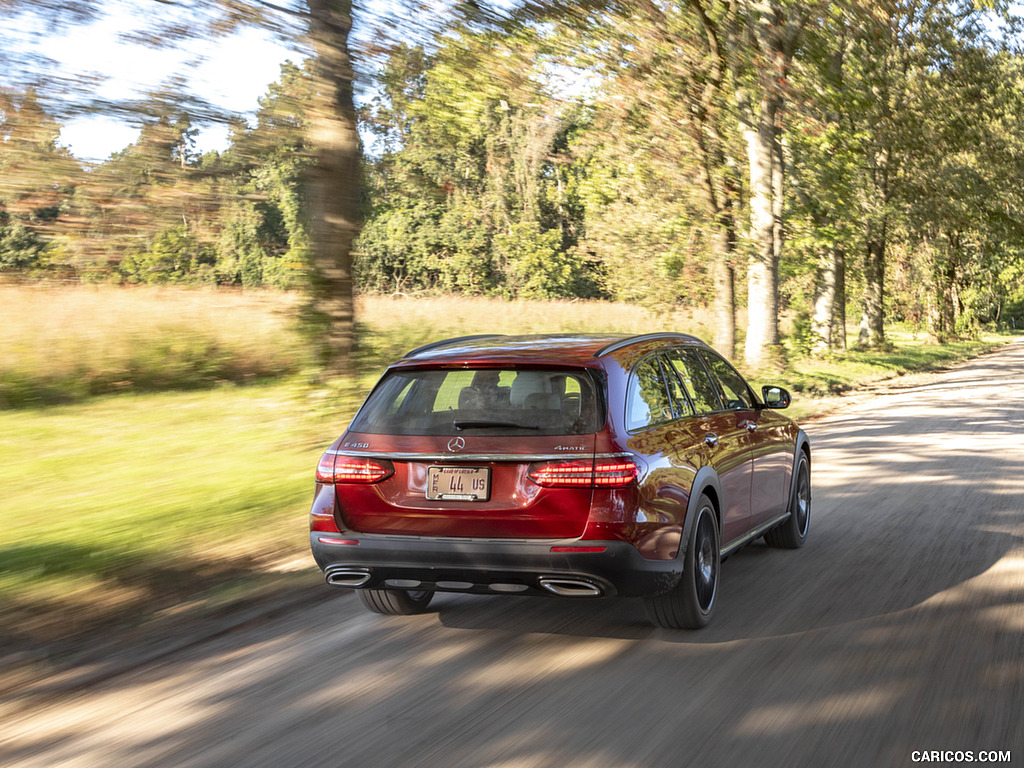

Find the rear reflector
[[316, 453, 394, 484], [528, 457, 638, 488], [550, 546, 608, 553], [317, 537, 359, 545]]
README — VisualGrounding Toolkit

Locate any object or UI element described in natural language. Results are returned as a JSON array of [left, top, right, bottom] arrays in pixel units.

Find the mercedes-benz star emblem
[[447, 437, 466, 452]]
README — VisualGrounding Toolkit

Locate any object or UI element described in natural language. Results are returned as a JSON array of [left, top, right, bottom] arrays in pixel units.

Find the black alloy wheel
[[644, 494, 720, 629], [765, 451, 810, 549]]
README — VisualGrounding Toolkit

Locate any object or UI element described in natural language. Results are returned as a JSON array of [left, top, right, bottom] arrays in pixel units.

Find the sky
[[6, 4, 299, 161]]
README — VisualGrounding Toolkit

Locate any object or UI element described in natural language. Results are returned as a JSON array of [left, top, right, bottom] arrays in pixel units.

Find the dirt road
[[4, 342, 1023, 768]]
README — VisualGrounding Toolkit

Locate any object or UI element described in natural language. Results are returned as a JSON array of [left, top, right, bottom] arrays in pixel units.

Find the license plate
[[426, 466, 491, 501]]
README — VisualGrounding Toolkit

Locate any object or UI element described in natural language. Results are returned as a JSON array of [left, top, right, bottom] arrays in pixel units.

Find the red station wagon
[[310, 333, 811, 628]]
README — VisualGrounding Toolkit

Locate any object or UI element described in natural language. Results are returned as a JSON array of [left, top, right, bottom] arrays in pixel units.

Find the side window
[[626, 358, 674, 430], [700, 351, 755, 410], [667, 349, 722, 414], [658, 354, 694, 418]]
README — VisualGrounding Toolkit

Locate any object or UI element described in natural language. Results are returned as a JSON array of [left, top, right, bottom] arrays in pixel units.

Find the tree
[[0, 87, 79, 272], [896, 44, 1024, 338], [1, 0, 362, 376], [784, 6, 865, 355], [716, 0, 829, 368], [356, 26, 600, 299], [836, 0, 1021, 347], [566, 0, 742, 353]]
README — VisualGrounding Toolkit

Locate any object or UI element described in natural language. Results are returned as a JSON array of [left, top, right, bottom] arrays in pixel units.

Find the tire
[[644, 494, 720, 629], [765, 450, 810, 549], [358, 588, 434, 615]]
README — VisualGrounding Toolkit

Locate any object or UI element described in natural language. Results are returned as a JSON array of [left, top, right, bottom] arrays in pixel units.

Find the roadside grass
[[2, 286, 715, 409], [765, 330, 1011, 419], [1, 284, 1018, 663], [0, 384, 324, 651], [0, 285, 308, 408]]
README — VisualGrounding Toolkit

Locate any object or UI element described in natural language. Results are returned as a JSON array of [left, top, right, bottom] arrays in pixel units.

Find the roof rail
[[403, 334, 505, 359], [593, 332, 705, 358]]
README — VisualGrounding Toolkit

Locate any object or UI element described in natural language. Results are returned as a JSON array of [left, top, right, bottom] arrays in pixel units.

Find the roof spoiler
[[404, 335, 505, 359]]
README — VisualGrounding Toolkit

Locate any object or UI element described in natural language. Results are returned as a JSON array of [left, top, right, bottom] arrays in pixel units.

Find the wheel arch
[[681, 466, 724, 559], [789, 429, 811, 506]]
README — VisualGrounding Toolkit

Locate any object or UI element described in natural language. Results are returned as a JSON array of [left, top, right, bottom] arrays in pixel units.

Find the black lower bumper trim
[[311, 533, 682, 597]]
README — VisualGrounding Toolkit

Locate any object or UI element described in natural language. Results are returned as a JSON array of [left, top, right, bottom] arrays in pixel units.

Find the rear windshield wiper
[[454, 420, 541, 431]]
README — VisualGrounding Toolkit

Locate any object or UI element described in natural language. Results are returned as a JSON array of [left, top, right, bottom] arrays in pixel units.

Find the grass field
[[0, 285, 308, 407], [0, 284, 1016, 659], [1, 286, 708, 407], [1, 384, 322, 648]]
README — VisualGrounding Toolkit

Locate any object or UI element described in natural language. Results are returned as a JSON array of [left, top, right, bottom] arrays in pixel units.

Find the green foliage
[[0, 214, 47, 271], [355, 201, 436, 292], [354, 31, 603, 300], [118, 225, 215, 284], [3, 3, 1024, 333], [0, 88, 78, 274], [495, 221, 571, 299], [786, 302, 817, 358], [433, 202, 498, 292]]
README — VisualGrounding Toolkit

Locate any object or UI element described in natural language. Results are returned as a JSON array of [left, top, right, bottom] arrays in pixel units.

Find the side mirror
[[761, 385, 791, 409]]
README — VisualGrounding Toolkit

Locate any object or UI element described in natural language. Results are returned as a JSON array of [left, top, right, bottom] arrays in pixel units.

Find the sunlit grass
[[0, 284, 308, 407], [353, 294, 718, 378], [1, 285, 718, 408], [782, 332, 1008, 394], [0, 384, 325, 644]]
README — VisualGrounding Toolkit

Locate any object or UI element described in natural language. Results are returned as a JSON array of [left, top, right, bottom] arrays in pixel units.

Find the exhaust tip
[[325, 568, 371, 587], [538, 577, 603, 597]]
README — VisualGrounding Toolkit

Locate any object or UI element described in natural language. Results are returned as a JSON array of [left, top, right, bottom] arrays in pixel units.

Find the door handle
[[704, 433, 719, 447], [745, 421, 757, 433]]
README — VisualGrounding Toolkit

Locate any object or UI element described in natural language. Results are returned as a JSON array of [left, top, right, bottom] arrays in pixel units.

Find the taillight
[[528, 457, 638, 488], [528, 459, 593, 487], [593, 459, 640, 486], [316, 453, 394, 484]]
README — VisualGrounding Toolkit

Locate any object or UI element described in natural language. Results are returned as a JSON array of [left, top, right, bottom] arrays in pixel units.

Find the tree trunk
[[948, 231, 963, 333], [859, 228, 886, 347], [811, 242, 847, 354], [772, 128, 785, 279], [688, 117, 736, 359], [711, 230, 735, 359], [811, 248, 836, 355], [931, 240, 961, 338], [744, 96, 780, 368], [306, 0, 360, 378], [834, 244, 847, 350]]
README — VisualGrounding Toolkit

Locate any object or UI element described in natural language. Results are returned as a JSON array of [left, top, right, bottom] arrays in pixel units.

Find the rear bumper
[[310, 532, 682, 598]]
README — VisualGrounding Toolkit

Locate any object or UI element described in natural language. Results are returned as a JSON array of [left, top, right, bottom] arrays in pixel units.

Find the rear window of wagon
[[350, 368, 603, 436]]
